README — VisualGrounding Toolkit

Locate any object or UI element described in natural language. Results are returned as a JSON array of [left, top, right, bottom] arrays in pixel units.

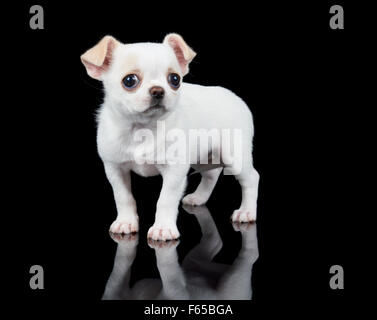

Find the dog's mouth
[[143, 103, 165, 114]]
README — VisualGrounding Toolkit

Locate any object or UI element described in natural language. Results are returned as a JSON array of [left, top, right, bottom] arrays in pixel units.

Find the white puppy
[[81, 34, 259, 241]]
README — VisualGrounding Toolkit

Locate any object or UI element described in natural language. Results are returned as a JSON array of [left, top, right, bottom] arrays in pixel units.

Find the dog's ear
[[163, 33, 196, 76], [81, 36, 120, 80]]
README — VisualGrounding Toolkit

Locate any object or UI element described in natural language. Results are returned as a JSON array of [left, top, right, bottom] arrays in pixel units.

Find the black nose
[[149, 86, 165, 100]]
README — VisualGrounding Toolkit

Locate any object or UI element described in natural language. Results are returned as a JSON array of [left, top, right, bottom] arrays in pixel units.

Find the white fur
[[82, 34, 260, 240]]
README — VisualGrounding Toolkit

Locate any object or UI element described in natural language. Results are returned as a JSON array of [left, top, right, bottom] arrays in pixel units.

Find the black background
[[4, 0, 366, 316]]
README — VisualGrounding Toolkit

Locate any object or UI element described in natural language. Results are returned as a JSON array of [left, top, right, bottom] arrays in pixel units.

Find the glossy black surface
[[103, 205, 258, 300]]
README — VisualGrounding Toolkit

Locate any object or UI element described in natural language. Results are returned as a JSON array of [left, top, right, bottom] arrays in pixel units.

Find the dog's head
[[81, 34, 196, 117]]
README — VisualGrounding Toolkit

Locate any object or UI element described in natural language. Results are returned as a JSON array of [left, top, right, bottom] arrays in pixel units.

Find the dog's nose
[[149, 86, 165, 100]]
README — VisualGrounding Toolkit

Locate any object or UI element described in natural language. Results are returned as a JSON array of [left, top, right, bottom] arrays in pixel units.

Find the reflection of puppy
[[81, 34, 259, 241], [102, 206, 259, 300]]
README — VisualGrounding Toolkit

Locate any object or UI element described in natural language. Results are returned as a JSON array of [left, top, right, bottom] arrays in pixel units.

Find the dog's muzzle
[[145, 86, 166, 113]]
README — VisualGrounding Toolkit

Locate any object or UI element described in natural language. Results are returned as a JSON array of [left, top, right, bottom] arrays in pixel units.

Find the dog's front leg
[[148, 164, 189, 241], [104, 162, 139, 234]]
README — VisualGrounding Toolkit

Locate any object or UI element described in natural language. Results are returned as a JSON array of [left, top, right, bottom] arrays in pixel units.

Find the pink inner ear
[[169, 39, 187, 72], [173, 46, 185, 66], [82, 60, 103, 79], [82, 38, 116, 79], [102, 40, 116, 70]]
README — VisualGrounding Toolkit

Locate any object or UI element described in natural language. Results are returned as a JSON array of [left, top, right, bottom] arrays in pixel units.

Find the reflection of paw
[[232, 222, 258, 253], [147, 223, 180, 241], [148, 238, 179, 249], [110, 232, 138, 244], [109, 215, 139, 234], [182, 193, 207, 206], [182, 204, 209, 216], [231, 209, 256, 223], [232, 221, 255, 232]]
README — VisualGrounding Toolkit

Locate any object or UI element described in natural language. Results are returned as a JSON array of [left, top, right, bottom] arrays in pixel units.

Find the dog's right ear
[[80, 36, 120, 80]]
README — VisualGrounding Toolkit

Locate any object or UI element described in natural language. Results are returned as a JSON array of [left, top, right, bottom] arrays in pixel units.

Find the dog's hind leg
[[182, 167, 222, 206], [230, 160, 259, 223]]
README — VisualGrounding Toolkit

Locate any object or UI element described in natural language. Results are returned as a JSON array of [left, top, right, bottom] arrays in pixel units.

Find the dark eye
[[122, 74, 140, 89], [168, 73, 181, 89]]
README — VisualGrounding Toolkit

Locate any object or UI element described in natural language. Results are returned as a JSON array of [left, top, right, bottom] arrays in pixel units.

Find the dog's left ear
[[163, 33, 196, 76]]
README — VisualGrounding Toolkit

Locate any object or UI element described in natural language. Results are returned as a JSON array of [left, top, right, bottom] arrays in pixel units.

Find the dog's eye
[[168, 73, 181, 89], [122, 74, 140, 89]]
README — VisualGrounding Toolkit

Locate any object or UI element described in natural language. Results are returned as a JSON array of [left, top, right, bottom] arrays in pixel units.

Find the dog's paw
[[182, 193, 207, 206], [147, 223, 180, 241], [109, 215, 139, 234], [231, 209, 256, 223]]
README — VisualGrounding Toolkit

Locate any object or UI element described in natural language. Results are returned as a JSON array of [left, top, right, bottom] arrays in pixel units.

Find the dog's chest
[[120, 136, 161, 177], [98, 123, 161, 176]]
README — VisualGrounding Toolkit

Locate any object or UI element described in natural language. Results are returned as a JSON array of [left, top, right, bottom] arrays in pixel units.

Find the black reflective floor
[[103, 205, 258, 300]]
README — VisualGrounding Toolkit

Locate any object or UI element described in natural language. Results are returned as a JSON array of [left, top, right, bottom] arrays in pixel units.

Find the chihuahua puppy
[[81, 34, 259, 241]]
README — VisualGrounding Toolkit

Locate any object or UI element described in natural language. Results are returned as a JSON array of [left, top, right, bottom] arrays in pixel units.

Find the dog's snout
[[149, 86, 165, 100]]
